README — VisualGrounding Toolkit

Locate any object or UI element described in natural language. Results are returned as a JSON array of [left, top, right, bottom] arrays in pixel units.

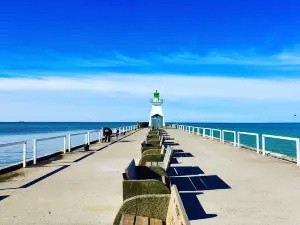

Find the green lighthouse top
[[150, 90, 163, 105], [154, 90, 160, 99]]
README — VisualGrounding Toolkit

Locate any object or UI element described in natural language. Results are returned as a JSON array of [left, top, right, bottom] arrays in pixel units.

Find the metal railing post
[[297, 139, 300, 166], [63, 136, 66, 153], [33, 139, 37, 165], [23, 142, 27, 168], [222, 130, 224, 143], [233, 131, 236, 147], [256, 134, 260, 153], [68, 134, 71, 152], [262, 136, 266, 155], [262, 136, 265, 156]]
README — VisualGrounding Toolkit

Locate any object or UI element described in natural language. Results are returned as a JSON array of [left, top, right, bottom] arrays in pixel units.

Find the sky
[[1, 0, 300, 122]]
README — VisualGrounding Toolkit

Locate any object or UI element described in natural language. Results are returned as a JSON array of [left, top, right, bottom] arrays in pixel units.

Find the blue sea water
[[176, 123, 300, 159], [0, 122, 136, 168]]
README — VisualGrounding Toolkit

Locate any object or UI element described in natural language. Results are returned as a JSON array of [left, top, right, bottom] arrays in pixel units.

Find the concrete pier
[[0, 129, 144, 225], [167, 129, 300, 225], [1, 128, 300, 224]]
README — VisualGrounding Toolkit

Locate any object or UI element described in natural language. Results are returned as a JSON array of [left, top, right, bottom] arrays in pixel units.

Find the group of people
[[102, 127, 125, 143]]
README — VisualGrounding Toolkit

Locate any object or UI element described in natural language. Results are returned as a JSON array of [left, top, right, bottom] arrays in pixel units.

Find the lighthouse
[[149, 90, 165, 128]]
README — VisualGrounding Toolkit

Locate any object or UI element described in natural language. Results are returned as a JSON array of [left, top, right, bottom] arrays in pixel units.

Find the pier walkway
[[0, 129, 146, 225], [167, 129, 300, 225], [1, 128, 300, 224]]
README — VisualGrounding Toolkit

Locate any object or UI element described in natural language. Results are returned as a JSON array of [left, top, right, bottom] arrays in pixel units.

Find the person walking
[[116, 129, 120, 140]]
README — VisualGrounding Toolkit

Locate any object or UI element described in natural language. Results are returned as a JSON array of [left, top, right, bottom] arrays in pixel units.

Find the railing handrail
[[0, 140, 27, 148], [223, 129, 235, 133], [88, 130, 101, 134], [212, 129, 222, 142], [238, 132, 259, 153], [238, 131, 259, 136], [222, 130, 236, 146], [262, 134, 298, 141], [70, 132, 87, 137], [262, 134, 300, 165], [36, 135, 66, 142], [212, 129, 221, 131]]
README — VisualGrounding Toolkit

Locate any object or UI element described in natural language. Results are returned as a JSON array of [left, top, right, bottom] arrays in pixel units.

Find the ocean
[[0, 122, 136, 168], [1, 122, 300, 168]]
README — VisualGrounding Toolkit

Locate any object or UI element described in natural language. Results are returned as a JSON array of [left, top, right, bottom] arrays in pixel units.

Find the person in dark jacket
[[116, 129, 120, 140], [103, 127, 112, 142]]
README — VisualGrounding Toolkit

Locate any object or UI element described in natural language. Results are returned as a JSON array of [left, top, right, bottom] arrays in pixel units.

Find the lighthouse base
[[150, 114, 163, 128], [149, 105, 165, 128]]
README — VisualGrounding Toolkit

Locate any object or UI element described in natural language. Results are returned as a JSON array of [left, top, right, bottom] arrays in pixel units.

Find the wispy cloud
[[1, 74, 300, 101], [0, 50, 150, 71], [2, 47, 300, 75], [160, 49, 300, 66]]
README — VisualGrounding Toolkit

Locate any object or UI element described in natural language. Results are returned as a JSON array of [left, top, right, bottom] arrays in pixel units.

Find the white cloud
[[3, 47, 300, 70], [1, 74, 300, 101], [1, 74, 300, 122], [160, 49, 300, 66]]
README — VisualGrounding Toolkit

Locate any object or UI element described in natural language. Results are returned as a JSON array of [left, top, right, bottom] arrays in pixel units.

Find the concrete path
[[167, 129, 300, 225], [0, 129, 147, 225], [2, 128, 300, 225]]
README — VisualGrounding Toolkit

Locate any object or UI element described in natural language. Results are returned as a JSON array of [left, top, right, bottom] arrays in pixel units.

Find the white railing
[[0, 141, 27, 167], [203, 128, 212, 139], [198, 127, 204, 136], [222, 130, 236, 147], [192, 127, 197, 134], [238, 132, 259, 153], [99, 129, 103, 141], [262, 134, 300, 166], [1, 125, 136, 169], [212, 129, 222, 142], [68, 132, 88, 153], [33, 135, 67, 164], [88, 130, 102, 144], [177, 124, 300, 166]]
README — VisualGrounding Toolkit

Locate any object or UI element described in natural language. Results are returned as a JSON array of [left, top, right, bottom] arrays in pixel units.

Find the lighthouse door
[[151, 114, 163, 128]]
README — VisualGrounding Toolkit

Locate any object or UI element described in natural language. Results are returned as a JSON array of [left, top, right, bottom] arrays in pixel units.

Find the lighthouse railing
[[150, 98, 164, 104]]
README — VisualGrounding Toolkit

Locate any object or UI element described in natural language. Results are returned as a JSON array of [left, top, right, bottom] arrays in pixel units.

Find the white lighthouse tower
[[149, 90, 165, 128]]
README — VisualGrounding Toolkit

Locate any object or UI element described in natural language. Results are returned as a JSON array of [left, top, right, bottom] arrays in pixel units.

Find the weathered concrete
[[0, 129, 146, 225], [167, 129, 300, 225]]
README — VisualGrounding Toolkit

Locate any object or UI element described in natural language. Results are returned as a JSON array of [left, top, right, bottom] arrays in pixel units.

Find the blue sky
[[1, 0, 300, 122]]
